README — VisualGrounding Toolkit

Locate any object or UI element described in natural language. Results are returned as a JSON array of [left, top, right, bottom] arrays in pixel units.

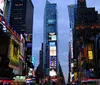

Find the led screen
[[50, 57, 56, 68], [49, 35, 56, 41], [32, 57, 35, 66], [26, 42, 32, 48], [9, 39, 20, 69], [48, 19, 56, 24], [48, 33, 56, 41], [88, 51, 93, 60], [25, 34, 32, 42], [74, 72, 77, 81], [49, 42, 56, 47], [49, 69, 57, 77], [50, 47, 56, 56]]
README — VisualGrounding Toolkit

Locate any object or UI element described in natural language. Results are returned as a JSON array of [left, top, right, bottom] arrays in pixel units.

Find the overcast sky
[[32, 0, 100, 83]]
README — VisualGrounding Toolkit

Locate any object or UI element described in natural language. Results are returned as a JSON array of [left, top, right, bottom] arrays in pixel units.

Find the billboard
[[88, 51, 93, 60], [50, 47, 56, 56], [0, 0, 4, 11], [48, 19, 56, 25], [83, 48, 87, 58], [50, 57, 56, 68], [49, 69, 57, 77], [48, 33, 56, 41], [32, 56, 35, 66], [9, 39, 20, 69], [74, 72, 77, 81], [49, 42, 56, 47], [26, 42, 32, 48], [25, 34, 32, 42]]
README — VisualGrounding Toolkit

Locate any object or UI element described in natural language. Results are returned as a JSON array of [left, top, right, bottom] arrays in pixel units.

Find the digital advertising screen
[[83, 48, 87, 58], [48, 19, 56, 25], [26, 42, 32, 48], [49, 69, 57, 77], [25, 34, 32, 42], [0, 0, 4, 11], [49, 42, 56, 47], [48, 33, 56, 41], [50, 56, 56, 68], [88, 51, 93, 60], [50, 46, 56, 56], [9, 39, 20, 69], [74, 72, 77, 81]]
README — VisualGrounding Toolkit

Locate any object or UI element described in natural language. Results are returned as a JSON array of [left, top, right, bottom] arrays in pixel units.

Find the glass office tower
[[68, 4, 77, 82], [10, 0, 33, 34], [43, 0, 59, 81]]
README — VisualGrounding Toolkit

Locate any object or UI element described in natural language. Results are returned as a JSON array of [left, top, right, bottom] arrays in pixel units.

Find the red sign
[[83, 48, 87, 59]]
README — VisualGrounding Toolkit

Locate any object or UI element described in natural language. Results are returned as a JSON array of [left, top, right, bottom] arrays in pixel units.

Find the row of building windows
[[15, 4, 23, 6]]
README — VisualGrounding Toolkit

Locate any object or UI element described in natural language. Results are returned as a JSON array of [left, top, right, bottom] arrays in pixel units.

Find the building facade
[[43, 0, 59, 82], [0, 0, 34, 81], [68, 0, 100, 84], [68, 4, 77, 83], [10, 0, 33, 34]]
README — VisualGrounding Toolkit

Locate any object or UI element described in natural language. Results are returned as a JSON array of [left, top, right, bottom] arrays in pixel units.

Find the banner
[[88, 51, 93, 60], [9, 39, 20, 69]]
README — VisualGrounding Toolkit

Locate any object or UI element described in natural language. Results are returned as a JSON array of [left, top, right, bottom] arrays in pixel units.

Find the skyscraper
[[43, 0, 59, 82], [71, 0, 100, 83], [68, 4, 77, 82], [8, 0, 34, 77], [10, 0, 34, 34]]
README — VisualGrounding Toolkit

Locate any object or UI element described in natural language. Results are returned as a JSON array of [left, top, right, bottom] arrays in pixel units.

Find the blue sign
[[32, 57, 35, 66], [49, 42, 56, 46], [26, 42, 32, 48], [48, 19, 56, 24]]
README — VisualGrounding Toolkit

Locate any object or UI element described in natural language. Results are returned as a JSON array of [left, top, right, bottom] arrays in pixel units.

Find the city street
[[0, 0, 100, 85]]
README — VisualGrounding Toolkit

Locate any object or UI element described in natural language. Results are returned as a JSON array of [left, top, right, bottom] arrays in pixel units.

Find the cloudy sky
[[32, 0, 100, 83]]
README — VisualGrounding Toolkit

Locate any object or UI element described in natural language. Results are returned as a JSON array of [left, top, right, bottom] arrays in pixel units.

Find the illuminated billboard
[[26, 42, 32, 48], [49, 42, 56, 47], [49, 69, 57, 77], [88, 51, 93, 60], [0, 0, 4, 11], [48, 33, 56, 41], [32, 56, 35, 66], [50, 57, 56, 68], [48, 19, 56, 25], [50, 47, 56, 56], [9, 39, 20, 69], [74, 72, 77, 81], [83, 48, 87, 58], [25, 34, 32, 42]]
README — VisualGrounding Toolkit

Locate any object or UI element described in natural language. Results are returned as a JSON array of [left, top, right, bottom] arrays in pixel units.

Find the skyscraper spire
[[77, 0, 87, 8], [46, 0, 50, 4]]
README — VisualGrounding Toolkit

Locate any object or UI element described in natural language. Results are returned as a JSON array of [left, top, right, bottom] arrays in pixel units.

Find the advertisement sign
[[48, 33, 56, 41], [49, 42, 56, 47], [9, 39, 20, 69], [0, 0, 4, 11], [88, 51, 93, 60], [88, 44, 92, 50], [50, 47, 56, 56], [32, 56, 35, 66], [26, 42, 32, 48], [25, 34, 32, 42], [48, 19, 56, 25], [83, 48, 87, 58], [50, 57, 56, 68], [74, 72, 77, 81], [49, 69, 57, 77]]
